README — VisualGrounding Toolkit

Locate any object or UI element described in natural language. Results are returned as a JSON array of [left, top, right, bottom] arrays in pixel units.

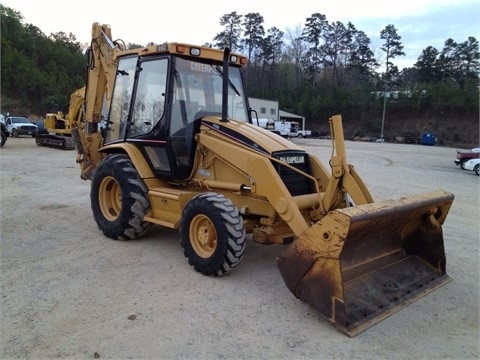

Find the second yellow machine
[[71, 23, 454, 336]]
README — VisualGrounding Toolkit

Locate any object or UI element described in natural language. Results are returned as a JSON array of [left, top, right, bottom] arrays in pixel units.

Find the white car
[[463, 158, 480, 176]]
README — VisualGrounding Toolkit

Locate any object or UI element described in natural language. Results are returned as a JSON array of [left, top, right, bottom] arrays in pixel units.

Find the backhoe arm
[[84, 23, 119, 128], [73, 23, 122, 180]]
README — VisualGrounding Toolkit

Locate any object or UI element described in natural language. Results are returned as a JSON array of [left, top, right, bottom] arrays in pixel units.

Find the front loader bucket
[[276, 190, 454, 336]]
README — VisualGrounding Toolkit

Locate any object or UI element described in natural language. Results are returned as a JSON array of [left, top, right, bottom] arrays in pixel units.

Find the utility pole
[[379, 24, 405, 142], [380, 87, 387, 140]]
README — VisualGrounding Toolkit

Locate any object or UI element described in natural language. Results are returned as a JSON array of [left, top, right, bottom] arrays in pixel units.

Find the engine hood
[[200, 117, 304, 156]]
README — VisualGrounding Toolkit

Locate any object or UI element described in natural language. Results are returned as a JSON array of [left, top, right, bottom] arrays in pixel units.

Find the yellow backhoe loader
[[71, 23, 454, 336]]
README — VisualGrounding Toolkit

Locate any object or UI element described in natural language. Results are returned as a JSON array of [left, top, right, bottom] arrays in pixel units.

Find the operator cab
[[103, 51, 250, 180]]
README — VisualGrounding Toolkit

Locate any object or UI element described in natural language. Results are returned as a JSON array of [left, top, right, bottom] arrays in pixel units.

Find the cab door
[[106, 56, 172, 175]]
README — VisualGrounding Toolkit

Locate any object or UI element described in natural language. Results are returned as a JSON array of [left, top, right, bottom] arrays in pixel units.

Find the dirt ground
[[0, 137, 479, 360]]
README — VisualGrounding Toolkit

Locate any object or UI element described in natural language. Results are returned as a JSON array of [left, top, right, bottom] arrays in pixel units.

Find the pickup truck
[[296, 130, 312, 138], [4, 116, 38, 138], [454, 147, 480, 169]]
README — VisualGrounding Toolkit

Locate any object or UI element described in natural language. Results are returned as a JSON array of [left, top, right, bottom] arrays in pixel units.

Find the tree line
[[1, 5, 478, 140], [212, 12, 478, 125]]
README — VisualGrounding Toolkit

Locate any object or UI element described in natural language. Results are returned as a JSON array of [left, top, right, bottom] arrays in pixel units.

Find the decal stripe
[[202, 120, 269, 155]]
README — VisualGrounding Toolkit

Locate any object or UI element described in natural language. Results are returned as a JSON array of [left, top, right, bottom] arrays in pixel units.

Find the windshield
[[169, 57, 249, 135], [11, 117, 31, 124]]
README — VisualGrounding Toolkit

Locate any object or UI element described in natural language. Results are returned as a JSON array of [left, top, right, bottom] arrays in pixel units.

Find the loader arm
[[321, 115, 374, 211]]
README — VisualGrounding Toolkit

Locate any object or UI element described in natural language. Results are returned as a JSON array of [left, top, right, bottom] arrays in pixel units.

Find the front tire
[[180, 192, 246, 276], [91, 153, 152, 240], [474, 164, 479, 176]]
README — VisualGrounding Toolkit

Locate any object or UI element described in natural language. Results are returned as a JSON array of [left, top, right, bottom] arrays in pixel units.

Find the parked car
[[463, 158, 480, 176], [454, 147, 480, 169], [3, 116, 38, 138]]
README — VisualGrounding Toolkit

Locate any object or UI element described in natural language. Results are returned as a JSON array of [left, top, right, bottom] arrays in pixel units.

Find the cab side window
[[130, 59, 168, 138]]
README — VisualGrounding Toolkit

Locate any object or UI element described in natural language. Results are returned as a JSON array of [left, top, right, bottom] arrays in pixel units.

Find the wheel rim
[[98, 175, 122, 221], [190, 214, 217, 258]]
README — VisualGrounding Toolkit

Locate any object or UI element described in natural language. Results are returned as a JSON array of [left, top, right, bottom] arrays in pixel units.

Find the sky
[[2, 0, 479, 70]]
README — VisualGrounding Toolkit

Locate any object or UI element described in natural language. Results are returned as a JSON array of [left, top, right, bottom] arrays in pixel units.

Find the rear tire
[[91, 153, 152, 240], [474, 164, 479, 176], [460, 159, 468, 170], [180, 192, 246, 276]]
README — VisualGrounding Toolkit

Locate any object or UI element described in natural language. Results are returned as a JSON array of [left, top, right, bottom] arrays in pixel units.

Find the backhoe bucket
[[276, 190, 454, 336]]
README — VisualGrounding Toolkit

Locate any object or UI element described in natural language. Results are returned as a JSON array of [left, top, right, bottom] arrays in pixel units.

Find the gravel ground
[[0, 136, 479, 360]]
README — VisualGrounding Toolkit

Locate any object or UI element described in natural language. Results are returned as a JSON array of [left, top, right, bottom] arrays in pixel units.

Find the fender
[[99, 142, 155, 179]]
